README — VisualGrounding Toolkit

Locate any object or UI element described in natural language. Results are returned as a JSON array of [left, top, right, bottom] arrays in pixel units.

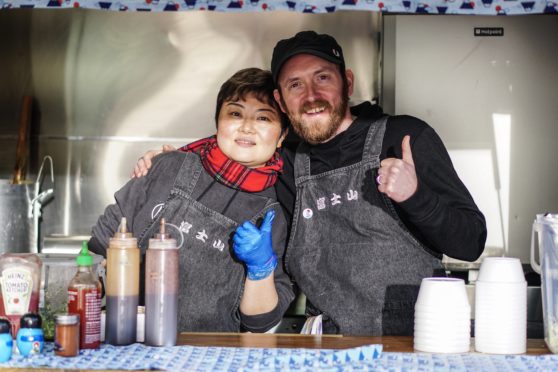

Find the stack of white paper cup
[[474, 257, 527, 354], [414, 277, 471, 353]]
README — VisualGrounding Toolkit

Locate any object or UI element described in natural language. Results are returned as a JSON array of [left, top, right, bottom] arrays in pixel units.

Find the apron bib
[[286, 117, 443, 336], [139, 154, 246, 332]]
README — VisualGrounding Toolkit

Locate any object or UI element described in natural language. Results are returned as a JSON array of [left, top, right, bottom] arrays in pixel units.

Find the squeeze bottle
[[105, 218, 139, 345], [68, 242, 102, 349], [144, 218, 179, 346]]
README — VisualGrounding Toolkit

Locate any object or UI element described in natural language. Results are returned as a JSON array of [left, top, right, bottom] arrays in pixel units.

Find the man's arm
[[381, 118, 487, 262], [131, 144, 176, 178]]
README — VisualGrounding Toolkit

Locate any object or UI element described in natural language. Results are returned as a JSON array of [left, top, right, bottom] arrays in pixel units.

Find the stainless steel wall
[[0, 9, 380, 246]]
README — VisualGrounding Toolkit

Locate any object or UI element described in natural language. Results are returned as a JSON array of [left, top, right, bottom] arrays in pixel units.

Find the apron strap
[[362, 116, 389, 164], [173, 153, 203, 195]]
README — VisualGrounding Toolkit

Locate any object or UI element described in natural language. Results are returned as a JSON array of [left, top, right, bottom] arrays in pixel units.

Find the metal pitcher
[[0, 156, 54, 254]]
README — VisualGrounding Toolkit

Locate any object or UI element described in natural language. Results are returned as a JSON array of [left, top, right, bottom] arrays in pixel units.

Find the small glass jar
[[54, 314, 79, 357]]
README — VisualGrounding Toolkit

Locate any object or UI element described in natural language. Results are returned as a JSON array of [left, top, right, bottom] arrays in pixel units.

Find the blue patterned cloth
[[0, 342, 382, 370], [1, 0, 557, 15], [2, 342, 558, 371]]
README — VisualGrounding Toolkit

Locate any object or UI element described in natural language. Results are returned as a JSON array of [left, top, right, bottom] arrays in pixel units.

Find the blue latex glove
[[233, 209, 278, 280]]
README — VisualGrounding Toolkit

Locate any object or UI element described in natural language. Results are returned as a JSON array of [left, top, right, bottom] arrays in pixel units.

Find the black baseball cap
[[271, 31, 345, 84]]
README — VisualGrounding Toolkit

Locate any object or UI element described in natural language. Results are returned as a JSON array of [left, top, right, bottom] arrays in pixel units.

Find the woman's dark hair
[[215, 68, 289, 133]]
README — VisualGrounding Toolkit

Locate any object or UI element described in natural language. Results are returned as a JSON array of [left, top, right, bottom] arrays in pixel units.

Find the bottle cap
[[148, 218, 177, 250], [76, 241, 93, 266], [0, 318, 10, 334], [113, 217, 133, 239], [20, 313, 42, 329], [54, 314, 79, 325], [154, 218, 170, 240], [109, 217, 137, 248]]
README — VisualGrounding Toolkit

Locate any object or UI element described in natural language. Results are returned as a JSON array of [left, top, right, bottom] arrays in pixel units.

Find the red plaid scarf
[[179, 136, 283, 193]]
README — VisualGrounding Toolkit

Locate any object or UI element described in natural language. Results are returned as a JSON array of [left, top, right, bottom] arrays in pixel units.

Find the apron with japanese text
[[285, 117, 444, 336], [138, 154, 274, 332]]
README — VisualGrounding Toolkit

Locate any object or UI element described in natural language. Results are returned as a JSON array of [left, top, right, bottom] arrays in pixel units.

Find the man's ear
[[345, 69, 355, 97], [276, 128, 288, 148], [274, 89, 287, 114]]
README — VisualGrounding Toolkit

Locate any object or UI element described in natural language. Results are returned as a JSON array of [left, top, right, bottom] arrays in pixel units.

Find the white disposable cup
[[474, 276, 527, 354], [414, 338, 470, 353], [415, 304, 471, 315], [413, 277, 471, 353], [415, 277, 470, 309], [477, 257, 525, 283], [475, 338, 526, 355], [414, 317, 470, 328], [413, 328, 470, 339]]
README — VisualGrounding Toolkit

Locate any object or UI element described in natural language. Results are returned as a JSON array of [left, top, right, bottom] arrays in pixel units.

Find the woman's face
[[217, 94, 285, 168]]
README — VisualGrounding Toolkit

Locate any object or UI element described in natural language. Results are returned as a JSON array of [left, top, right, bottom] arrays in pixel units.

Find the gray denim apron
[[139, 155, 250, 332], [285, 117, 444, 336]]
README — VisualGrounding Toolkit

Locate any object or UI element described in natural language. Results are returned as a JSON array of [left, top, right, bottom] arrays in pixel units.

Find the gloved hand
[[233, 209, 278, 280]]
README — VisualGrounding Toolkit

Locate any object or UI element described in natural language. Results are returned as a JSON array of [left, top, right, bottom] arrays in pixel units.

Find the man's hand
[[131, 144, 176, 178], [376, 135, 417, 203], [233, 210, 278, 281]]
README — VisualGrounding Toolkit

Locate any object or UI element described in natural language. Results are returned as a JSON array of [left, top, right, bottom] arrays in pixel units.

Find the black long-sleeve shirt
[[276, 102, 487, 262]]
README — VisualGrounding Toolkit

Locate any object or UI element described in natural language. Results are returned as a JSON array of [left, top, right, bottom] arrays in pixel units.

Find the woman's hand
[[233, 210, 277, 280]]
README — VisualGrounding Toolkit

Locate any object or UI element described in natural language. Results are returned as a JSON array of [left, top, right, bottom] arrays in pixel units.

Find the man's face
[[274, 54, 353, 145]]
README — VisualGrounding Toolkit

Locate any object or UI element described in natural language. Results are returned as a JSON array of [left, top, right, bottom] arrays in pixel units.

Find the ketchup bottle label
[[0, 268, 33, 315], [68, 287, 101, 348]]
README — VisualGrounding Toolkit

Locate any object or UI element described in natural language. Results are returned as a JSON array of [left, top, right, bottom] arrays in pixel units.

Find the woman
[[89, 68, 294, 333]]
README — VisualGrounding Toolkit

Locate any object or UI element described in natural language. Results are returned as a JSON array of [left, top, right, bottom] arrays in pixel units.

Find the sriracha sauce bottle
[[68, 242, 101, 349]]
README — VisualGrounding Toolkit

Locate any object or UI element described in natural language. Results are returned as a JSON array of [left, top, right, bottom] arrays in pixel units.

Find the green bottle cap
[[76, 241, 93, 266]]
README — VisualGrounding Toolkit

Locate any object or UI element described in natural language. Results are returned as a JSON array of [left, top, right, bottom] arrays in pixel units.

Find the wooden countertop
[[177, 332, 551, 355]]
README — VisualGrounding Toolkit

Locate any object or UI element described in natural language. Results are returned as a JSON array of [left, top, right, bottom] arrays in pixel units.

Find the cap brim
[[273, 48, 343, 83]]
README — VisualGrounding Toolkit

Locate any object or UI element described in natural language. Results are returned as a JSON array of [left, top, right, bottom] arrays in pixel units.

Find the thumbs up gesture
[[376, 135, 418, 203], [233, 210, 278, 280]]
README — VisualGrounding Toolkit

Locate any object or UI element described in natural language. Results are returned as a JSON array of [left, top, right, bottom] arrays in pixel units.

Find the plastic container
[[0, 318, 12, 362], [0, 253, 42, 337], [54, 313, 79, 357], [105, 217, 139, 346], [68, 242, 102, 349], [145, 219, 179, 347], [531, 213, 558, 353], [16, 313, 44, 356]]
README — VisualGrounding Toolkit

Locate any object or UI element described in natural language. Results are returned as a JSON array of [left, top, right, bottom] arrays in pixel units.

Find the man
[[134, 31, 487, 336]]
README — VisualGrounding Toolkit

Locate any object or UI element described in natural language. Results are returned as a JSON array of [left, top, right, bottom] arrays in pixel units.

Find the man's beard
[[286, 98, 348, 145]]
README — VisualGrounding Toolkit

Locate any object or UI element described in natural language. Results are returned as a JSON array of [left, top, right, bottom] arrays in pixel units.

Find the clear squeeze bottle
[[68, 242, 102, 349], [145, 218, 178, 347], [105, 217, 139, 345]]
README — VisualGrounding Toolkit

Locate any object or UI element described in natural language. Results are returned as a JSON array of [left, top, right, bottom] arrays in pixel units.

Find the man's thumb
[[260, 210, 276, 233], [402, 135, 414, 165]]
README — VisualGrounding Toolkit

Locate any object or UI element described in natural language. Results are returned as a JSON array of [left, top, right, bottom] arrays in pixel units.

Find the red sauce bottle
[[67, 242, 101, 349], [0, 253, 42, 337]]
